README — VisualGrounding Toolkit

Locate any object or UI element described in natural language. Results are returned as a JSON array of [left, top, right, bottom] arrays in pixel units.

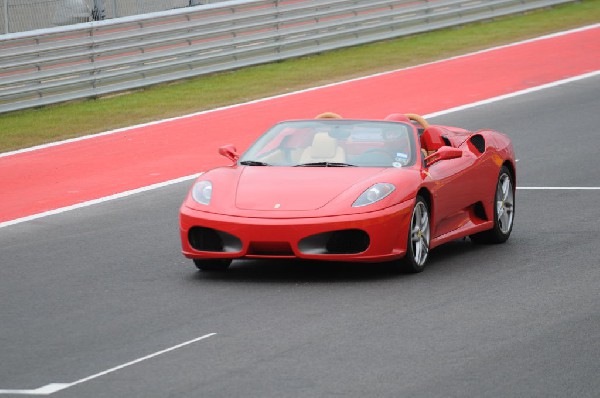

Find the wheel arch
[[416, 187, 433, 216], [502, 160, 516, 188]]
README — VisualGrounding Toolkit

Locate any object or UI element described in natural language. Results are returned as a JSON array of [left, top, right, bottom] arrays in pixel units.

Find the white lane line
[[2, 61, 600, 233], [517, 187, 600, 190], [0, 50, 598, 230], [1, 23, 598, 159], [0, 333, 217, 396], [0, 384, 70, 396], [0, 173, 201, 229], [426, 70, 600, 118]]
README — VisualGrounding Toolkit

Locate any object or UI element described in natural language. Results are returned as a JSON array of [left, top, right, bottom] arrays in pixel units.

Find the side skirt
[[430, 220, 494, 249]]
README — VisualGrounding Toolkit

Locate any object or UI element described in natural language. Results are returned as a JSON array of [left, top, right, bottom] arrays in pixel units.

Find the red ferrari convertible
[[180, 113, 515, 272]]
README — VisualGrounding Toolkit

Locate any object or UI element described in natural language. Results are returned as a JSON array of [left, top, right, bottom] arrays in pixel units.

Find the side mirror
[[218, 144, 239, 162], [424, 146, 462, 167]]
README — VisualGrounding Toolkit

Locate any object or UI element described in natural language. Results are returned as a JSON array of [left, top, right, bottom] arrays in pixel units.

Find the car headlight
[[352, 183, 395, 207], [191, 180, 212, 205]]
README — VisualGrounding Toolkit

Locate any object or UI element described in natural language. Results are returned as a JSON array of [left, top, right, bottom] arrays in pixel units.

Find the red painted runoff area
[[1, 26, 599, 223]]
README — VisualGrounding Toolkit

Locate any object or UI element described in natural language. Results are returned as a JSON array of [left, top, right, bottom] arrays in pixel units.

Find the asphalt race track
[[1, 76, 599, 397]]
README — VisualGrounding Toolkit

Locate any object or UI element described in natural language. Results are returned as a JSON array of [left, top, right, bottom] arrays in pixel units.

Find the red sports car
[[179, 113, 515, 272]]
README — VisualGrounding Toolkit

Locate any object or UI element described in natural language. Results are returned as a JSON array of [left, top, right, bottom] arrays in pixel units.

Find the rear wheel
[[402, 196, 430, 273], [471, 165, 515, 244], [193, 259, 232, 271]]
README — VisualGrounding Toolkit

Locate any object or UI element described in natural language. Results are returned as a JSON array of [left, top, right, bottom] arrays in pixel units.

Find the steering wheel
[[360, 148, 397, 164], [363, 148, 395, 157]]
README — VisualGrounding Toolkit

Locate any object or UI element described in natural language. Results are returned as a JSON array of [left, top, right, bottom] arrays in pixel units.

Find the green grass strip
[[1, 0, 599, 153]]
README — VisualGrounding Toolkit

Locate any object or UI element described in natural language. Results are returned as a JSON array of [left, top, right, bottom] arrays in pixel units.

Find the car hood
[[234, 166, 387, 211]]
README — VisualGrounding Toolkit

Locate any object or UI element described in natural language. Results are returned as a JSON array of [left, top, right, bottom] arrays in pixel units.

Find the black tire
[[470, 165, 515, 244], [193, 259, 232, 271], [402, 195, 430, 273]]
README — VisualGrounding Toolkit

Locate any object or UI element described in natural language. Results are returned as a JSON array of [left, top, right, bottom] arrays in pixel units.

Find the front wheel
[[471, 165, 515, 244], [402, 196, 430, 273], [193, 258, 232, 271]]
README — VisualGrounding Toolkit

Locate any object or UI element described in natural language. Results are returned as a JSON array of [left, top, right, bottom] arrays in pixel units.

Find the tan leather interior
[[300, 132, 346, 163]]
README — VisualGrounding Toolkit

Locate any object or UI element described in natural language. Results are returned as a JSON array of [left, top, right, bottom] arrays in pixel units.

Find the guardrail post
[[3, 0, 8, 34]]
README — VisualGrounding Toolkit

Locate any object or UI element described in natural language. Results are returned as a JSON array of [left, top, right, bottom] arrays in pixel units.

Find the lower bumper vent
[[298, 229, 370, 255], [188, 227, 242, 252]]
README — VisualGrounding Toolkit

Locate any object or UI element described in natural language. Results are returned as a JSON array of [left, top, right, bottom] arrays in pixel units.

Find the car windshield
[[239, 120, 416, 168]]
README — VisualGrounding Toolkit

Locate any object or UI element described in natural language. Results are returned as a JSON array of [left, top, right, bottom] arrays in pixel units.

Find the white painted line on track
[[1, 23, 598, 159], [0, 173, 201, 229], [425, 70, 600, 119], [517, 187, 600, 190], [1, 67, 599, 230], [0, 333, 216, 396], [1, 26, 598, 229]]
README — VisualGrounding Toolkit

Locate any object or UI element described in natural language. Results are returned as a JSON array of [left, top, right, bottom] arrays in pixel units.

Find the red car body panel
[[179, 117, 515, 264]]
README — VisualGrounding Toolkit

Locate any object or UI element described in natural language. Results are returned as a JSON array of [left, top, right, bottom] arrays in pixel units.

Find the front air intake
[[298, 229, 370, 255], [188, 227, 242, 252], [326, 230, 370, 254]]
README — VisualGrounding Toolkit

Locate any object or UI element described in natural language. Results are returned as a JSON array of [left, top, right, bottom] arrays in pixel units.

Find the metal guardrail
[[0, 0, 574, 114], [1, 0, 229, 34]]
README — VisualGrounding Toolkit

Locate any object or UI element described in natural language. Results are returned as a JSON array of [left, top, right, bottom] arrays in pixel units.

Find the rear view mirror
[[218, 144, 239, 162], [425, 146, 462, 167]]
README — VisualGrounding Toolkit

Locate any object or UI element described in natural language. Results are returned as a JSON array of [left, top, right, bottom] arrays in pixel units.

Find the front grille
[[247, 242, 294, 256]]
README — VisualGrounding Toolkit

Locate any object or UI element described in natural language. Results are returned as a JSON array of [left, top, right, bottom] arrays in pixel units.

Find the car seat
[[299, 132, 346, 163]]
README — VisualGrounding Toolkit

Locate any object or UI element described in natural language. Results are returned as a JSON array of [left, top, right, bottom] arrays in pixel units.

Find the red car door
[[424, 140, 493, 239]]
